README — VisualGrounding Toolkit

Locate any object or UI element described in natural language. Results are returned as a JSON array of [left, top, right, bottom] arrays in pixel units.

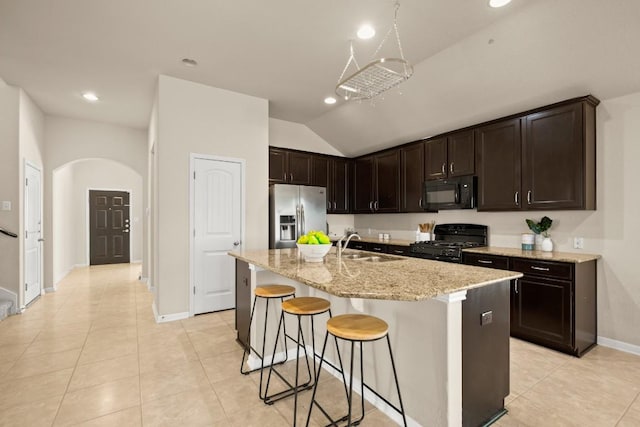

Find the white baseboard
[[597, 336, 640, 356], [74, 263, 88, 268], [152, 301, 189, 323], [44, 286, 57, 293], [132, 259, 142, 263]]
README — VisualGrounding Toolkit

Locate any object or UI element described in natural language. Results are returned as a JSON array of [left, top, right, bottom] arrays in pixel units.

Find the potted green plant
[[526, 216, 553, 251]]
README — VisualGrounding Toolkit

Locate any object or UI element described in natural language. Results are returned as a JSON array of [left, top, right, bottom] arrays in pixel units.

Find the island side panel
[[235, 259, 251, 349], [462, 279, 510, 426]]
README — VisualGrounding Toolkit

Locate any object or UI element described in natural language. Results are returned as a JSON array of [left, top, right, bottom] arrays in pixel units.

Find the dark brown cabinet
[[235, 259, 252, 349], [523, 100, 596, 210], [463, 252, 597, 356], [425, 130, 475, 180], [269, 147, 312, 185], [475, 118, 522, 211], [476, 97, 597, 211], [401, 142, 426, 212], [311, 155, 350, 214], [353, 150, 400, 213]]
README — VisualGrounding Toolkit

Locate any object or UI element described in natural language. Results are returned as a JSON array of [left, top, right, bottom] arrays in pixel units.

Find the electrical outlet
[[573, 237, 584, 249], [1, 201, 11, 211]]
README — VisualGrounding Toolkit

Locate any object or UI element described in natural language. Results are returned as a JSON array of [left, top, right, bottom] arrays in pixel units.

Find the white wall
[[44, 116, 147, 287], [0, 86, 20, 298], [269, 118, 343, 156], [154, 75, 268, 316], [52, 166, 75, 286], [353, 91, 640, 348]]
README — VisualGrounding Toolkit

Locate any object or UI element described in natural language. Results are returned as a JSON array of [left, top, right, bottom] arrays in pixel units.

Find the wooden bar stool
[[264, 296, 336, 426], [240, 284, 296, 401], [305, 314, 407, 427]]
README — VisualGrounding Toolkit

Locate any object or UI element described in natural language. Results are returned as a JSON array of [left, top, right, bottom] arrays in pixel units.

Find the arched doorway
[[51, 158, 143, 284]]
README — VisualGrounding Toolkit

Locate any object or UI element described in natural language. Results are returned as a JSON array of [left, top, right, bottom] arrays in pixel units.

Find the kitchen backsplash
[[328, 210, 601, 252]]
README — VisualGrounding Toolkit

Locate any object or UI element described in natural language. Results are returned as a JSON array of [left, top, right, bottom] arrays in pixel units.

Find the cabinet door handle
[[327, 201, 331, 210], [418, 197, 423, 208], [441, 163, 446, 175], [393, 250, 404, 254], [374, 200, 379, 210], [514, 191, 519, 205], [531, 266, 550, 272], [514, 279, 519, 294], [527, 190, 532, 204], [369, 201, 373, 211], [333, 201, 337, 209], [290, 173, 293, 182], [478, 260, 493, 265], [283, 172, 287, 182], [243, 277, 248, 287], [450, 162, 454, 174]]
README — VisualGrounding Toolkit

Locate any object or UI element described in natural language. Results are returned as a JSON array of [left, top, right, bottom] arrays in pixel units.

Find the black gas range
[[409, 223, 488, 263]]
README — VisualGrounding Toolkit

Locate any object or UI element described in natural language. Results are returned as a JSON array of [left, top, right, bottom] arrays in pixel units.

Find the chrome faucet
[[337, 233, 361, 258]]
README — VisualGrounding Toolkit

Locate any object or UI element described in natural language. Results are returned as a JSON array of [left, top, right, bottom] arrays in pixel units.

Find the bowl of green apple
[[296, 231, 332, 262]]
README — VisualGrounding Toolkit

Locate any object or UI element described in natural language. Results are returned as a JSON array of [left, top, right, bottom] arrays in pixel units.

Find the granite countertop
[[229, 247, 521, 301], [463, 247, 600, 263]]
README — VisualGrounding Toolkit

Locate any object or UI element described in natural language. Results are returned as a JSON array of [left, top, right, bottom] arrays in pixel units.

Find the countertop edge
[[462, 247, 601, 263]]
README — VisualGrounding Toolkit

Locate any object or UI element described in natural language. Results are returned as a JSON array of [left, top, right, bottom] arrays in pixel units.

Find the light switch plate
[[1, 201, 11, 211], [573, 237, 584, 249]]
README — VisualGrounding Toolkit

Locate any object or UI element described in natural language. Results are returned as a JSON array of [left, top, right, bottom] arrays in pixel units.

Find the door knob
[[233, 241, 241, 246]]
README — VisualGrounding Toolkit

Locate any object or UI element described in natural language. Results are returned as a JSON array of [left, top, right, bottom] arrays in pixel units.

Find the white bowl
[[296, 243, 332, 262]]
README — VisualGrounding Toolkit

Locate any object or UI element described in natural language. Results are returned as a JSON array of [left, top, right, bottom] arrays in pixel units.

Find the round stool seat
[[254, 284, 296, 298], [327, 314, 389, 341], [282, 297, 331, 315]]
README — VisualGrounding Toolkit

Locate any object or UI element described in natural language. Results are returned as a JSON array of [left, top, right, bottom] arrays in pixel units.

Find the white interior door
[[24, 162, 42, 306], [193, 157, 242, 314]]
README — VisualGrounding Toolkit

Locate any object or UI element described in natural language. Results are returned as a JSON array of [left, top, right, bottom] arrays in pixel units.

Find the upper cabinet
[[523, 100, 596, 210], [476, 118, 523, 211], [353, 150, 400, 213], [401, 142, 426, 212], [425, 130, 475, 180], [476, 97, 597, 211], [312, 155, 350, 213], [269, 147, 312, 185]]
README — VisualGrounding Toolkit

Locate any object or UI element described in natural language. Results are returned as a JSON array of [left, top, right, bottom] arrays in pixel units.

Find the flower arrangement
[[526, 216, 553, 238]]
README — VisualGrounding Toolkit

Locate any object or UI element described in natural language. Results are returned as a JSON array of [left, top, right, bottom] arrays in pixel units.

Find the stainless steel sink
[[342, 253, 400, 262]]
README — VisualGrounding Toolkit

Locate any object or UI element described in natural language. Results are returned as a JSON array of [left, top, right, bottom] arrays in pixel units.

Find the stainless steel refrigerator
[[269, 184, 327, 249]]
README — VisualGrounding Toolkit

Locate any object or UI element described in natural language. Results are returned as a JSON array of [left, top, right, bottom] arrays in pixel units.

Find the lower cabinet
[[463, 252, 597, 356], [235, 259, 251, 349]]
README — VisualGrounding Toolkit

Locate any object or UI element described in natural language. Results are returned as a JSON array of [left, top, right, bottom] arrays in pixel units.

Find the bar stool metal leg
[[240, 285, 296, 402], [306, 314, 407, 427]]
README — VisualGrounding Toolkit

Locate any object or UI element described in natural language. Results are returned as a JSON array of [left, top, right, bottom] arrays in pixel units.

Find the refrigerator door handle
[[300, 204, 305, 235], [295, 204, 300, 238]]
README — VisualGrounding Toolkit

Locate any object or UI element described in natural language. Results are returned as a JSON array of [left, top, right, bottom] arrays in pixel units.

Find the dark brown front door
[[89, 190, 130, 265]]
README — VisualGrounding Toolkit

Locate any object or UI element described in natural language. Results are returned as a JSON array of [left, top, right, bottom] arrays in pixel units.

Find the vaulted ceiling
[[1, 0, 639, 156]]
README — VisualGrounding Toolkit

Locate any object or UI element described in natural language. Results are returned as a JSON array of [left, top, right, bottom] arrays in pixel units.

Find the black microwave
[[422, 175, 477, 211]]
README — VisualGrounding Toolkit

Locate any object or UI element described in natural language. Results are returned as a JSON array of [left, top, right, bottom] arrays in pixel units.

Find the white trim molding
[[152, 301, 189, 323], [598, 336, 640, 356]]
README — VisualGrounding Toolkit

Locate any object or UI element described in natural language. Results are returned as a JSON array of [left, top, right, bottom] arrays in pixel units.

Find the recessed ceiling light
[[489, 0, 512, 7], [324, 97, 337, 105], [181, 58, 198, 67], [82, 92, 99, 102], [357, 24, 375, 40]]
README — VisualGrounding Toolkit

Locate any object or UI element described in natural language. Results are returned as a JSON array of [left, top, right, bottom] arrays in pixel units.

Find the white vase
[[541, 237, 553, 252], [535, 234, 544, 250]]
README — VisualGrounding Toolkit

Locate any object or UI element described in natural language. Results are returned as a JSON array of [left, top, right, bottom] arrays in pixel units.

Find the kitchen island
[[230, 247, 522, 427]]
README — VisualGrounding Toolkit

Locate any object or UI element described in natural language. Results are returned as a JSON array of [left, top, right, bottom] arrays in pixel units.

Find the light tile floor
[[0, 263, 637, 426]]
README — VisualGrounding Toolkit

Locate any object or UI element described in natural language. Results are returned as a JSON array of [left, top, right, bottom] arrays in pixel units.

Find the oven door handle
[[454, 184, 461, 204]]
